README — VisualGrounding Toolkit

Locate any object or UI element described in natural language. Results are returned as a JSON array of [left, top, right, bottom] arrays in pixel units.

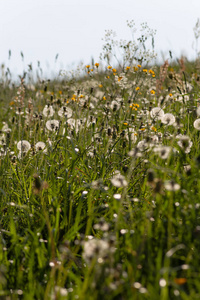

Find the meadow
[[1, 22, 200, 299]]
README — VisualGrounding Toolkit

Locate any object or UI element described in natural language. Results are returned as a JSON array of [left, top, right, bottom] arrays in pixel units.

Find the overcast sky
[[1, 0, 200, 79]]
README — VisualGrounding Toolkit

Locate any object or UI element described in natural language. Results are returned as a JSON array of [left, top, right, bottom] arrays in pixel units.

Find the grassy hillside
[[1, 31, 200, 299]]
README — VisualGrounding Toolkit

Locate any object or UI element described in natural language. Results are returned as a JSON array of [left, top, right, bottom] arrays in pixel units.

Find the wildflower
[[99, 84, 103, 88], [95, 63, 99, 67], [164, 180, 180, 191], [126, 66, 130, 71], [137, 140, 149, 151], [150, 107, 164, 120], [46, 120, 60, 132], [194, 118, 200, 130], [111, 172, 128, 188], [137, 64, 141, 68], [0, 134, 6, 146], [110, 100, 120, 111], [196, 107, 200, 117], [107, 66, 112, 69], [135, 87, 140, 91], [83, 238, 110, 264], [151, 126, 157, 132], [177, 135, 193, 153], [150, 90, 155, 94], [161, 113, 176, 125], [42, 105, 55, 117], [86, 65, 90, 68], [126, 128, 137, 143], [103, 96, 106, 100], [112, 68, 117, 73], [15, 107, 24, 115], [17, 140, 31, 152], [35, 142, 47, 153], [1, 123, 11, 133], [58, 106, 72, 118], [153, 146, 172, 159], [174, 278, 187, 285], [128, 147, 143, 157]]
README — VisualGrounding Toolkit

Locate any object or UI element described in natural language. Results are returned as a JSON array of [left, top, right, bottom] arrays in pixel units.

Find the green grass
[[1, 35, 200, 299]]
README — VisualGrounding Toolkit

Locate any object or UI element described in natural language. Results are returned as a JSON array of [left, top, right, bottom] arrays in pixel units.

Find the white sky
[[1, 0, 200, 79]]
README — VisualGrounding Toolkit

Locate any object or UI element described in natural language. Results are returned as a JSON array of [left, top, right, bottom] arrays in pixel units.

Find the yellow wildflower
[[95, 63, 99, 67], [151, 126, 157, 132], [135, 87, 140, 91], [107, 66, 112, 69], [103, 96, 106, 100], [99, 84, 103, 88], [86, 65, 90, 68]]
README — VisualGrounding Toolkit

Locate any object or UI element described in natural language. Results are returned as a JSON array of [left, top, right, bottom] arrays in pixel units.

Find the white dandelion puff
[[177, 135, 193, 153], [164, 180, 180, 191], [58, 106, 73, 118], [194, 118, 200, 130], [46, 120, 60, 132], [150, 107, 164, 120], [43, 105, 55, 117], [161, 113, 176, 125], [111, 172, 128, 188], [35, 142, 47, 153], [153, 146, 172, 159], [17, 140, 31, 152]]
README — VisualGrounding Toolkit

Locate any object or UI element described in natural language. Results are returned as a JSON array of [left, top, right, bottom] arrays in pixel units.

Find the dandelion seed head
[[35, 142, 47, 153], [194, 118, 200, 130], [161, 113, 176, 125], [164, 180, 180, 191], [111, 173, 128, 188], [46, 120, 59, 131], [17, 140, 31, 152], [43, 105, 55, 117], [159, 279, 167, 287], [150, 107, 164, 120]]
